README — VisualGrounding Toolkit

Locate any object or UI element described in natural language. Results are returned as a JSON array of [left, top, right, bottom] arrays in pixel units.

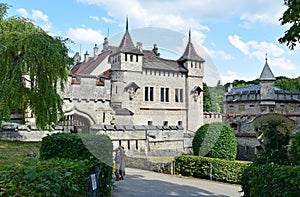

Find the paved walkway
[[112, 168, 243, 197]]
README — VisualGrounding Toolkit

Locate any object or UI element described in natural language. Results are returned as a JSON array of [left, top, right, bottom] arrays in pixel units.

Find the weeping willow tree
[[0, 3, 71, 129]]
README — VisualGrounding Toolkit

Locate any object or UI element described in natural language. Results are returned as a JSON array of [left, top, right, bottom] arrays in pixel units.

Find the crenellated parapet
[[90, 124, 194, 156]]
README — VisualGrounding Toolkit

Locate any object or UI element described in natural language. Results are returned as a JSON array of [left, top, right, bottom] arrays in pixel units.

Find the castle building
[[60, 20, 205, 155], [223, 58, 300, 160]]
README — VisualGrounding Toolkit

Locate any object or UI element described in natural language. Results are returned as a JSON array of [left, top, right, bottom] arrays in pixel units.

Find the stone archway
[[72, 114, 91, 134], [60, 114, 91, 133]]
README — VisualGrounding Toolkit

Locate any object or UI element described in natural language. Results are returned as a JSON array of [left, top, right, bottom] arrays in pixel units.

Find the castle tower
[[259, 56, 276, 113], [110, 18, 144, 109], [178, 30, 205, 132]]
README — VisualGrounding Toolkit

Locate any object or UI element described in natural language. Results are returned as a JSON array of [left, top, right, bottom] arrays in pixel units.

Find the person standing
[[114, 147, 121, 181], [118, 146, 126, 180]]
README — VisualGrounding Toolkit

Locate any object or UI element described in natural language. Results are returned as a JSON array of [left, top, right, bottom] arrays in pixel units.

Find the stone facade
[[223, 59, 300, 160], [58, 22, 205, 155]]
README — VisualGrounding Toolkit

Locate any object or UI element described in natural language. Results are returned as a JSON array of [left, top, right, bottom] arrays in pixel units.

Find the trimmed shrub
[[192, 122, 237, 160], [175, 155, 250, 184], [241, 163, 300, 197], [40, 133, 113, 197], [291, 131, 300, 165], [0, 158, 91, 196]]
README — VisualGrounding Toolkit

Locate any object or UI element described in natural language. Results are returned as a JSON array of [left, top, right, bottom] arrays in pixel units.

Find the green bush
[[291, 131, 300, 165], [0, 158, 91, 196], [241, 163, 300, 197], [40, 133, 113, 197], [192, 122, 237, 160], [175, 155, 250, 184]]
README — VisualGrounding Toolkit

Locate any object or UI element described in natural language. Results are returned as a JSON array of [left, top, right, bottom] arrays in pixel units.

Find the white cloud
[[228, 34, 296, 71], [76, 0, 210, 33], [221, 71, 255, 84], [32, 10, 48, 22], [16, 8, 29, 17], [221, 71, 238, 84], [101, 17, 115, 23], [207, 49, 232, 60], [228, 35, 250, 55], [76, 0, 285, 26], [16, 8, 51, 31], [90, 16, 99, 21], [67, 28, 104, 44]]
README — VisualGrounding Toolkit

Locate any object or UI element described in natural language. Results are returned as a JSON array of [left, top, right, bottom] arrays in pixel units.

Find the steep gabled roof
[[259, 58, 275, 81], [143, 52, 187, 73], [178, 30, 205, 62], [70, 50, 112, 76]]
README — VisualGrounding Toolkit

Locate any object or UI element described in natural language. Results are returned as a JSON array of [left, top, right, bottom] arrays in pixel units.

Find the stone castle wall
[[90, 124, 194, 156]]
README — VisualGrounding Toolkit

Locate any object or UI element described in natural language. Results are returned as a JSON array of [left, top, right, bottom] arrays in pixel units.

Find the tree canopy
[[0, 3, 71, 129], [279, 0, 300, 50]]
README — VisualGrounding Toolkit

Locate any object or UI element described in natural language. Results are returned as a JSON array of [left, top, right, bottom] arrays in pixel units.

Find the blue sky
[[4, 0, 300, 85]]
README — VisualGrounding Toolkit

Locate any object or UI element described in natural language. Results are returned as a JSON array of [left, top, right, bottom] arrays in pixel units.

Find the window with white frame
[[175, 88, 183, 102], [144, 86, 154, 101], [160, 87, 169, 102]]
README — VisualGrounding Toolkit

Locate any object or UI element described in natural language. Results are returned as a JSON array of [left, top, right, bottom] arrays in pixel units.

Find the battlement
[[90, 124, 194, 156], [224, 89, 300, 102]]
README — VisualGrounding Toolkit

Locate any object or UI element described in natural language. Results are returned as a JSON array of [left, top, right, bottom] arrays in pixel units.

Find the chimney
[[84, 51, 89, 62], [102, 37, 109, 52], [152, 43, 160, 56], [136, 42, 143, 51], [93, 44, 99, 58]]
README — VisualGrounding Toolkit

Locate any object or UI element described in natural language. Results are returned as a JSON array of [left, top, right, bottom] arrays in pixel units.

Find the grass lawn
[[0, 140, 40, 166]]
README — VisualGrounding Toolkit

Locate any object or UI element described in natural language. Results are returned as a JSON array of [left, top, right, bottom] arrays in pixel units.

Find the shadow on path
[[112, 168, 242, 197]]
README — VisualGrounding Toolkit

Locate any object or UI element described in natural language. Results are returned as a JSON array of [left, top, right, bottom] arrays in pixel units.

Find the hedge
[[192, 123, 237, 160], [241, 163, 300, 197], [175, 155, 250, 184], [291, 131, 300, 165], [0, 158, 91, 196], [40, 133, 113, 197]]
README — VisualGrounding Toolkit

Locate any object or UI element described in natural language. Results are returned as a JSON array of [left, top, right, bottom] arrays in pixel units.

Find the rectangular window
[[144, 86, 154, 101], [145, 87, 149, 101], [160, 87, 169, 102], [166, 88, 169, 102], [175, 88, 183, 102], [160, 88, 164, 102], [135, 140, 138, 150], [178, 121, 182, 126], [150, 87, 154, 101]]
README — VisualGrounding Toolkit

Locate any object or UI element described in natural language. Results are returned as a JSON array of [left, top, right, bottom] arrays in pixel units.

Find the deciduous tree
[[279, 0, 300, 50], [0, 3, 71, 129]]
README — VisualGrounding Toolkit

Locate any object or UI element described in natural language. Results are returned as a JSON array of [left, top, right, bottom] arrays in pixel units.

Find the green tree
[[203, 82, 212, 112], [192, 122, 237, 160], [253, 113, 294, 165], [279, 0, 300, 50], [0, 4, 71, 129], [291, 131, 300, 165]]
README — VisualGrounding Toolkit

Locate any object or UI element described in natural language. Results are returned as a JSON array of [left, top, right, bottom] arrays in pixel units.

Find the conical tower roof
[[178, 29, 205, 62], [259, 57, 275, 81], [117, 17, 142, 54]]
